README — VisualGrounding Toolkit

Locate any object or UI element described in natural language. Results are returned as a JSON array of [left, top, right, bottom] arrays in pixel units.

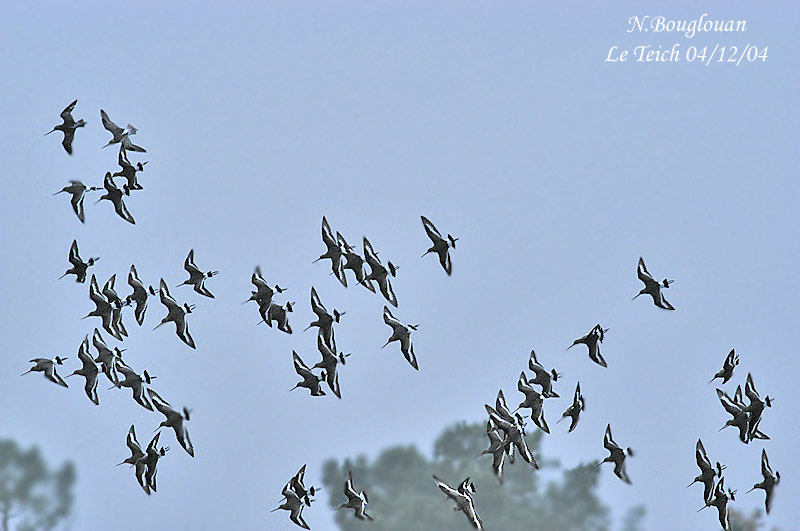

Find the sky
[[1, 2, 798, 530]]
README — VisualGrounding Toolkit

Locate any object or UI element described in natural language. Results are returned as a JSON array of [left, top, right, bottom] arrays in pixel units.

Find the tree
[[0, 439, 75, 531], [729, 508, 783, 531], [323, 421, 643, 530]]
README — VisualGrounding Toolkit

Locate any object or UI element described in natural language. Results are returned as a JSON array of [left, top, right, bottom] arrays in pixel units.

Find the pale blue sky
[[1, 3, 798, 530]]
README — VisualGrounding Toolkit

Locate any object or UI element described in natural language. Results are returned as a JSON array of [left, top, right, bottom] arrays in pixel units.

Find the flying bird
[[148, 389, 194, 457], [314, 217, 347, 287], [568, 324, 609, 368], [515, 372, 550, 433], [117, 424, 145, 468], [22, 356, 68, 387], [382, 306, 418, 370], [112, 147, 147, 194], [179, 249, 218, 298], [688, 439, 726, 504], [479, 419, 510, 484], [112, 361, 156, 411], [421, 215, 458, 275], [125, 265, 152, 325], [710, 349, 739, 384], [92, 328, 123, 385], [311, 334, 342, 399], [633, 257, 675, 310], [136, 432, 169, 495], [363, 237, 398, 306], [290, 351, 326, 396], [154, 279, 196, 349], [45, 100, 85, 154], [527, 349, 560, 398], [261, 301, 294, 334], [83, 274, 121, 340], [558, 382, 585, 432], [100, 109, 146, 152], [338, 233, 375, 292], [336, 470, 372, 521], [96, 172, 135, 224], [305, 287, 344, 347], [243, 266, 285, 307], [53, 181, 100, 223], [698, 477, 735, 531], [432, 475, 483, 529], [716, 388, 750, 443], [746, 448, 779, 514], [485, 404, 537, 468], [65, 336, 100, 405], [271, 482, 311, 529], [59, 239, 98, 283], [596, 424, 634, 484], [742, 373, 773, 443], [103, 274, 128, 339], [289, 465, 318, 507]]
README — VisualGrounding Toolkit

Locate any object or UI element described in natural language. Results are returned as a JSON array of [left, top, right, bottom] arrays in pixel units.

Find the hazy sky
[[1, 3, 798, 530]]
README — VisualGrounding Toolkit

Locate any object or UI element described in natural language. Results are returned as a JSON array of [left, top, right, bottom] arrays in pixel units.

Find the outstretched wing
[[61, 100, 78, 122], [101, 109, 124, 136], [421, 215, 445, 243], [69, 240, 81, 266]]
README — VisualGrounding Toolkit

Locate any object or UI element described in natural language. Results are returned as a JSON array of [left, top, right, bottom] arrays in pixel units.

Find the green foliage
[[322, 421, 632, 531], [728, 508, 784, 531], [0, 439, 75, 531]]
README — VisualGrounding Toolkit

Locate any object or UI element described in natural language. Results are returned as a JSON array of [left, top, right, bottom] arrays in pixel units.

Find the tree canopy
[[0, 439, 75, 531], [322, 421, 643, 531]]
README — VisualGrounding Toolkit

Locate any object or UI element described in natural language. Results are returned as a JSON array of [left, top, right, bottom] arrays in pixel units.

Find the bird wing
[[603, 425, 619, 452], [310, 287, 328, 318], [433, 476, 459, 501], [723, 349, 736, 370], [61, 100, 78, 122], [184, 249, 201, 276], [495, 390, 515, 422], [421, 216, 445, 243], [716, 389, 742, 415], [344, 471, 359, 500], [400, 337, 418, 370], [761, 449, 772, 478], [438, 248, 452, 275], [292, 351, 314, 379], [696, 439, 712, 470], [377, 275, 398, 307], [383, 306, 403, 330], [146, 432, 162, 453], [637, 257, 659, 289], [159, 279, 180, 311], [68, 240, 81, 266], [126, 425, 144, 457], [147, 389, 176, 419], [464, 498, 484, 529], [321, 217, 337, 248], [62, 128, 75, 154], [101, 109, 123, 136], [362, 237, 381, 268]]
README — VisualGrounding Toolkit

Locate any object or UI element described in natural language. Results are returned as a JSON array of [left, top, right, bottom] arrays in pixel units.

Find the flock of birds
[[26, 100, 781, 530]]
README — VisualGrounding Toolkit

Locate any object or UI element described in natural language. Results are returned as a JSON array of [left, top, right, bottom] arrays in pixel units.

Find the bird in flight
[[45, 100, 85, 154], [633, 257, 675, 310]]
